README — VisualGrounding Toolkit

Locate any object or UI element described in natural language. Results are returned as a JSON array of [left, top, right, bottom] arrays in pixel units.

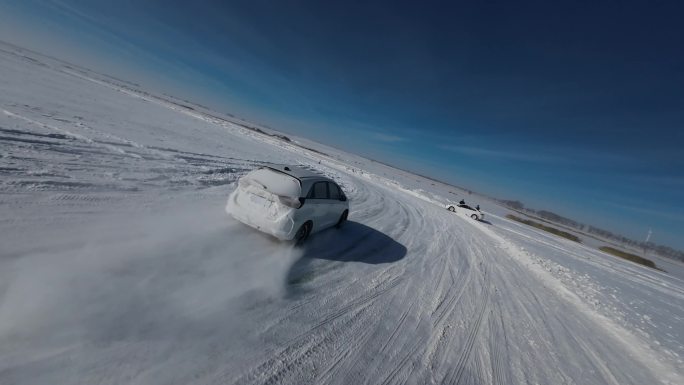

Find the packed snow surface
[[1, 42, 683, 385]]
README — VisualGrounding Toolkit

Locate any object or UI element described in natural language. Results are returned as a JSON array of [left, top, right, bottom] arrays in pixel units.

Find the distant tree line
[[498, 200, 684, 262]]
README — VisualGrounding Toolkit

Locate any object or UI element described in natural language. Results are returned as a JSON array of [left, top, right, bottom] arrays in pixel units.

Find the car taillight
[[278, 196, 303, 209]]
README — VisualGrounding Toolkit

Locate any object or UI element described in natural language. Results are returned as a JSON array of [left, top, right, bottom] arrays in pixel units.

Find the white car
[[226, 164, 349, 244], [446, 203, 484, 221]]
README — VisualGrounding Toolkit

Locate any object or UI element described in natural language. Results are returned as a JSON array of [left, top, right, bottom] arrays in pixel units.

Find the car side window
[[307, 182, 329, 199], [328, 182, 340, 200]]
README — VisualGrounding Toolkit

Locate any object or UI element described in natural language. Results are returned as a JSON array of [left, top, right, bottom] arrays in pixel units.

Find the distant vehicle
[[227, 164, 349, 244], [446, 203, 484, 221]]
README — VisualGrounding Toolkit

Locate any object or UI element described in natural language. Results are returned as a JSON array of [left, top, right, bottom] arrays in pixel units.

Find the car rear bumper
[[230, 208, 296, 240]]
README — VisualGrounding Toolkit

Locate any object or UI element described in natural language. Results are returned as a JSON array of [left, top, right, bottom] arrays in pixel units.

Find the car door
[[327, 182, 344, 223], [306, 181, 330, 231]]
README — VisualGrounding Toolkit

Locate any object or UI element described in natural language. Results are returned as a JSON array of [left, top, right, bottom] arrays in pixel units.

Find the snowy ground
[[1, 42, 682, 385]]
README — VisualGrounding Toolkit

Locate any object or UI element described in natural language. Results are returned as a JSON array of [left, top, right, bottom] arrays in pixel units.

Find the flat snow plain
[[1, 42, 682, 385]]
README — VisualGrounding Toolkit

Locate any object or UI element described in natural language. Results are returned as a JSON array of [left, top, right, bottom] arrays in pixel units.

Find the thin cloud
[[623, 174, 684, 187], [439, 143, 636, 167], [605, 201, 684, 222], [439, 144, 565, 163], [372, 132, 407, 143]]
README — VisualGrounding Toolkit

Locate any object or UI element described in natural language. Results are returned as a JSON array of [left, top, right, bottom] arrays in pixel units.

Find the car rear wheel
[[471, 214, 478, 220], [335, 210, 348, 229], [448, 206, 455, 212], [295, 221, 312, 245]]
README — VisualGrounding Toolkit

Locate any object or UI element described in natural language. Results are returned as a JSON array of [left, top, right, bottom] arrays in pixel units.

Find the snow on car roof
[[263, 164, 329, 180]]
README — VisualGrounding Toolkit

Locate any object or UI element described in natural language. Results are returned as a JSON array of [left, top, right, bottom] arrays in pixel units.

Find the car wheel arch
[[336, 210, 348, 229]]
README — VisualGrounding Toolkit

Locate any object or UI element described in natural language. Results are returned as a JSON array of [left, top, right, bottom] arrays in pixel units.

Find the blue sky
[[1, 0, 682, 248]]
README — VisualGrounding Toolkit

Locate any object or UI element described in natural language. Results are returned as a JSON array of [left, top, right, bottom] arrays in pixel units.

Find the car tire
[[448, 206, 455, 212], [471, 214, 478, 220], [294, 221, 312, 245], [335, 210, 348, 229]]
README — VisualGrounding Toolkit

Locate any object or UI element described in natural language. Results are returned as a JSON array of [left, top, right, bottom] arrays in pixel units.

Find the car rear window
[[243, 168, 301, 197], [308, 182, 328, 199], [329, 182, 341, 200]]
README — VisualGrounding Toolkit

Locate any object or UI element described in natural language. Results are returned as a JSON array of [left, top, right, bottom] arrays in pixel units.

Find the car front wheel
[[471, 214, 478, 220], [294, 221, 312, 245], [448, 206, 455, 212]]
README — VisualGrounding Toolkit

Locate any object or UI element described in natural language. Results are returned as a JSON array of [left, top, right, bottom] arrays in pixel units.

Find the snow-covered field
[[1, 42, 682, 385]]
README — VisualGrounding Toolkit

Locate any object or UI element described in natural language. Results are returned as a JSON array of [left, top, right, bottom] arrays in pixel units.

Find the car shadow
[[304, 221, 407, 264], [479, 219, 493, 225], [286, 221, 407, 290]]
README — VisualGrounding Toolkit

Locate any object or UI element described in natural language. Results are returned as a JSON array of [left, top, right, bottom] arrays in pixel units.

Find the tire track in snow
[[231, 272, 404, 384], [379, 299, 416, 354], [307, 275, 403, 333], [429, 256, 450, 313], [314, 321, 377, 384], [467, 218, 681, 384], [378, 330, 429, 385], [488, 293, 512, 385], [444, 282, 491, 385], [431, 259, 472, 328], [231, 302, 373, 385]]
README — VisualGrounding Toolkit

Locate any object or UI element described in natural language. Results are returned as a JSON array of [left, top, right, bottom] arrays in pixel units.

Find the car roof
[[263, 164, 332, 182]]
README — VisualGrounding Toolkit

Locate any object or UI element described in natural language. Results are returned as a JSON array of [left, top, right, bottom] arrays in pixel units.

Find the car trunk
[[235, 168, 302, 219]]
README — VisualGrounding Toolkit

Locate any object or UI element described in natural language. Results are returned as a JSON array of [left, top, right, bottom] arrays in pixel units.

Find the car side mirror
[[298, 197, 306, 206]]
